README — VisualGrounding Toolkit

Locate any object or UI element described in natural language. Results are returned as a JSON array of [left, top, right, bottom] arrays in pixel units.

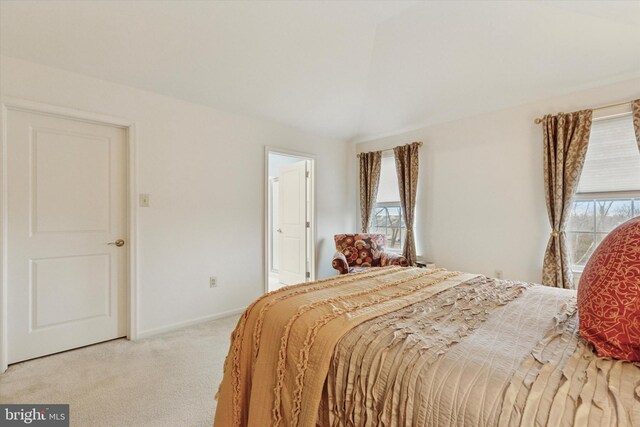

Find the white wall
[[0, 56, 350, 336], [354, 78, 640, 283]]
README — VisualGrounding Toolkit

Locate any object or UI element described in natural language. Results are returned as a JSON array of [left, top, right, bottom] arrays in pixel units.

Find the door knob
[[108, 239, 125, 247], [277, 229, 283, 233]]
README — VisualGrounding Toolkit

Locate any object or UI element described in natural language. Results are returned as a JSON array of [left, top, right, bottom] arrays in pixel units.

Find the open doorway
[[265, 148, 316, 292]]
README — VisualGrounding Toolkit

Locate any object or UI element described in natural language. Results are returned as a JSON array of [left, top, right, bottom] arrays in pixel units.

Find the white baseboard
[[136, 307, 246, 340]]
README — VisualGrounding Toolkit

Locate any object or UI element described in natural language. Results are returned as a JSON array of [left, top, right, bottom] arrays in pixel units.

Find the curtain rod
[[356, 141, 423, 158], [533, 100, 633, 124]]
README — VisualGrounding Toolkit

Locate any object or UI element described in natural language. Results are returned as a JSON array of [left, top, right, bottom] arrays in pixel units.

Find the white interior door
[[7, 109, 128, 364], [278, 161, 308, 285]]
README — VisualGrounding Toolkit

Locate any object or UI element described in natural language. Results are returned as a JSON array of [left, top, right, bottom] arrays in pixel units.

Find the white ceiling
[[1, 1, 639, 142]]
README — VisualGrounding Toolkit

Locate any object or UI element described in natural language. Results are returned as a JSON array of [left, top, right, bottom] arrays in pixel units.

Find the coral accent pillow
[[578, 216, 640, 361]]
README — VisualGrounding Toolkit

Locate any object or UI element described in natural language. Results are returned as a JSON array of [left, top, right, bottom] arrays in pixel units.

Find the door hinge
[[306, 272, 310, 279], [306, 171, 310, 178], [306, 221, 310, 228]]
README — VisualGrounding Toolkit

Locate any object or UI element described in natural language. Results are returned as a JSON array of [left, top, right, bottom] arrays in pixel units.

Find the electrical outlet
[[209, 276, 217, 288], [139, 193, 150, 207], [495, 270, 503, 279]]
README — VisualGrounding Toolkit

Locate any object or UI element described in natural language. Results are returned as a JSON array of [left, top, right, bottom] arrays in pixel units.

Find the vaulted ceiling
[[1, 1, 639, 141]]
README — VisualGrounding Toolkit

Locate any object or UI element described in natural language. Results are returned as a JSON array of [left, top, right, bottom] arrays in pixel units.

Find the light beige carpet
[[0, 314, 239, 426]]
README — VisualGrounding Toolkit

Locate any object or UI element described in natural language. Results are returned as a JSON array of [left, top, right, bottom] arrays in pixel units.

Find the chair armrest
[[332, 251, 349, 274], [381, 251, 408, 267]]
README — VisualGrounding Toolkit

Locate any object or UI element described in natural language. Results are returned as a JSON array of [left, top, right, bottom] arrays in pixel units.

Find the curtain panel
[[359, 151, 382, 233], [542, 110, 593, 289], [394, 142, 420, 266], [633, 99, 640, 150]]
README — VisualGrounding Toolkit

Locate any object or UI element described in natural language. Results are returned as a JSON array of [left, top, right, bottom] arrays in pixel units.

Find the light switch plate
[[139, 193, 150, 207]]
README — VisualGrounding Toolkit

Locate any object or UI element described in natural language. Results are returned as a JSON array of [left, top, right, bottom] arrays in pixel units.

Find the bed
[[213, 266, 640, 427]]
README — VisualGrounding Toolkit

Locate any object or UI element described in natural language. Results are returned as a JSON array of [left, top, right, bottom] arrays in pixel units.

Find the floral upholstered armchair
[[332, 234, 409, 274]]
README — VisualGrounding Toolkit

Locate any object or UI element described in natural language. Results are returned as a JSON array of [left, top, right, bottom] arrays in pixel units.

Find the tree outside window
[[370, 203, 405, 251]]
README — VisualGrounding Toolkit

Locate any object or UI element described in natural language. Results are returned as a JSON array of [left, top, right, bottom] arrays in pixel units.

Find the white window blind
[[577, 114, 640, 193], [376, 155, 400, 203]]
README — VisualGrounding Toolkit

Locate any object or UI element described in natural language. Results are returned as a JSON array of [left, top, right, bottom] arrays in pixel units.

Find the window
[[567, 113, 640, 273], [369, 155, 405, 251], [567, 199, 640, 269]]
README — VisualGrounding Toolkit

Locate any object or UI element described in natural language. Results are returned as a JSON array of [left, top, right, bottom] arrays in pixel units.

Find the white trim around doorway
[[0, 97, 139, 373], [264, 146, 317, 294]]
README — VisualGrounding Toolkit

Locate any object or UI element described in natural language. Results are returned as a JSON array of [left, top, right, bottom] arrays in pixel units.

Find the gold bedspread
[[214, 267, 640, 427], [214, 267, 476, 427]]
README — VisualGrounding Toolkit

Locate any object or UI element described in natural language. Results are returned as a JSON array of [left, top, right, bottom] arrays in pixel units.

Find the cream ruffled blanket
[[214, 267, 640, 427]]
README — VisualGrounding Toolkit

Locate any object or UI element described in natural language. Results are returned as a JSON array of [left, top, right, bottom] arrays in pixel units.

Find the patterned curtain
[[633, 99, 640, 150], [359, 151, 382, 233], [394, 142, 420, 266], [542, 110, 593, 289]]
